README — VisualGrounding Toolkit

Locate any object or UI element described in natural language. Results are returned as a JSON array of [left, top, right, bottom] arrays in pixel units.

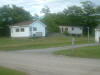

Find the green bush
[[63, 31, 69, 35]]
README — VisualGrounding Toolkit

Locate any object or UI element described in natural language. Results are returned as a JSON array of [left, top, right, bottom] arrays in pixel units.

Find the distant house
[[59, 26, 83, 35], [95, 25, 100, 42], [10, 20, 46, 38]]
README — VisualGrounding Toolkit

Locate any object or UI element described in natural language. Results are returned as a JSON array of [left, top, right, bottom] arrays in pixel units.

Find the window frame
[[65, 27, 68, 31], [33, 27, 37, 31], [72, 27, 74, 31], [21, 28, 25, 32], [80, 28, 82, 30], [30, 27, 32, 31], [16, 28, 19, 32]]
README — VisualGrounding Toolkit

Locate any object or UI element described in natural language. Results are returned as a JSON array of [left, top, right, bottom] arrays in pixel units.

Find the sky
[[0, 0, 100, 16]]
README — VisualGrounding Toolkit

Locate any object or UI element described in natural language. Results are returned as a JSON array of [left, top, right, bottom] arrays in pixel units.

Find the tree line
[[41, 1, 100, 35], [0, 1, 100, 37]]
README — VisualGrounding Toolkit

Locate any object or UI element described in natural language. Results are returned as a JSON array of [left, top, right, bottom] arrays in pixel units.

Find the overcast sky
[[0, 0, 100, 16]]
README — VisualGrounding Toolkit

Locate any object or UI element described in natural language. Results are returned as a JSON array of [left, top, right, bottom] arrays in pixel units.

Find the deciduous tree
[[0, 5, 33, 36]]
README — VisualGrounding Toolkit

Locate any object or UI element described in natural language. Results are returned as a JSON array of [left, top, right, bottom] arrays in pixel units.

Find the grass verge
[[0, 66, 27, 75], [0, 35, 94, 51], [54, 46, 100, 59]]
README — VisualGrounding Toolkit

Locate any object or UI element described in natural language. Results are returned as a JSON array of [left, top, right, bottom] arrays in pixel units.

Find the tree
[[41, 6, 50, 15], [34, 14, 39, 20], [63, 6, 83, 16], [0, 5, 33, 36], [41, 13, 59, 33], [56, 12, 69, 25], [63, 6, 84, 26], [41, 7, 59, 33], [81, 1, 98, 34], [41, 1, 98, 35], [96, 6, 100, 24], [96, 6, 100, 13]]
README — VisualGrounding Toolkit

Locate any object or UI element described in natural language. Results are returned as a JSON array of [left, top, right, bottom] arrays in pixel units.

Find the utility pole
[[87, 27, 90, 43]]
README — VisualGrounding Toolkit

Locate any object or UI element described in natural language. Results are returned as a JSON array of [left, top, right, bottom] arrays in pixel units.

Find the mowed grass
[[0, 66, 27, 75], [54, 46, 100, 59], [0, 35, 94, 51]]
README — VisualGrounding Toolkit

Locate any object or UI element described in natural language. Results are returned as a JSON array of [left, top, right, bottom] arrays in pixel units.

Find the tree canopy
[[0, 5, 33, 36], [41, 6, 50, 15], [0, 1, 100, 36], [41, 1, 99, 34]]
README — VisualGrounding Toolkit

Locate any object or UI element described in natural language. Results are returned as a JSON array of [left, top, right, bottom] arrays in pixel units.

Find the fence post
[[72, 37, 75, 53]]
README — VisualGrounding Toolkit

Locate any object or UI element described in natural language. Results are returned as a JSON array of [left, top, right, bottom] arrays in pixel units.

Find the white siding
[[95, 29, 100, 42], [11, 26, 30, 37], [59, 26, 83, 35], [68, 27, 83, 35], [10, 21, 46, 38], [30, 21, 46, 37]]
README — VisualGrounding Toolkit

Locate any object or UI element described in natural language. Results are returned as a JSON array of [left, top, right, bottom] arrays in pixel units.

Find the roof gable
[[31, 20, 46, 27], [11, 20, 46, 27]]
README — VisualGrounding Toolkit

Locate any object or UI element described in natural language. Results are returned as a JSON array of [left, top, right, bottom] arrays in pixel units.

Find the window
[[72, 27, 74, 31], [21, 28, 24, 32], [65, 28, 68, 31], [62, 27, 63, 32], [30, 28, 32, 31], [33, 27, 37, 31], [16, 28, 19, 32], [33, 34, 36, 37]]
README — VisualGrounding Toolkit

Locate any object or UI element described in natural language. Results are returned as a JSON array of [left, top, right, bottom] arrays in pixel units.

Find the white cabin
[[59, 26, 83, 35], [10, 20, 46, 38], [95, 25, 100, 43]]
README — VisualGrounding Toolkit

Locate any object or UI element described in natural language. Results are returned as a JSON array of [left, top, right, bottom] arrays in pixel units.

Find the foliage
[[41, 1, 99, 34], [0, 66, 27, 75], [0, 5, 33, 36], [41, 13, 59, 33], [34, 14, 39, 20], [41, 6, 50, 15], [96, 6, 100, 24], [63, 5, 83, 16], [63, 31, 69, 36], [63, 6, 84, 26], [81, 1, 98, 34], [0, 1, 99, 36], [96, 6, 100, 13]]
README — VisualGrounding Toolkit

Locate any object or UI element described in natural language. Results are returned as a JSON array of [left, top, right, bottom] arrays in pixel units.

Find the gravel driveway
[[0, 43, 100, 75]]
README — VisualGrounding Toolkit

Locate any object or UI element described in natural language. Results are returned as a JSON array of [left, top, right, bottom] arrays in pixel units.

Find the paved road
[[0, 43, 100, 75]]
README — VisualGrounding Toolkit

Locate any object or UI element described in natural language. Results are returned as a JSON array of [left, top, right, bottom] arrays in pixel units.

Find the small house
[[59, 26, 83, 35], [10, 20, 46, 38], [95, 25, 100, 42]]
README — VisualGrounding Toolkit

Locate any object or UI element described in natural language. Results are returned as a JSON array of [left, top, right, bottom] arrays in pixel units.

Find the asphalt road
[[0, 43, 100, 75]]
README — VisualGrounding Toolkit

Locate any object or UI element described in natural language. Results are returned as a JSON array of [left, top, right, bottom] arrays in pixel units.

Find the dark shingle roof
[[12, 20, 34, 26]]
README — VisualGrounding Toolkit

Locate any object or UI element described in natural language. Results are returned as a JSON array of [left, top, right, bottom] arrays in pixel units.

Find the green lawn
[[0, 35, 94, 51], [0, 66, 27, 75], [54, 46, 100, 59]]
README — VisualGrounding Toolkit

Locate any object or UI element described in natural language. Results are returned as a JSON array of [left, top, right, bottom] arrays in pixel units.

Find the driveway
[[0, 43, 100, 75]]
